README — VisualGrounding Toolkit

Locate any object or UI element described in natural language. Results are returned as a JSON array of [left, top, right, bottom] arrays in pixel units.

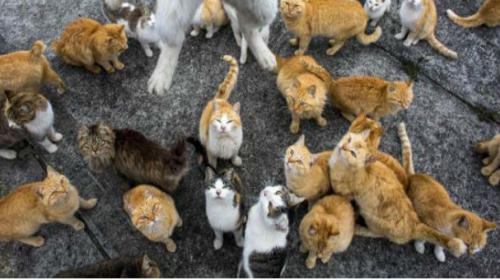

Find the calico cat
[[299, 195, 355, 269], [191, 0, 229, 39], [0, 163, 97, 247], [0, 90, 25, 160], [238, 185, 290, 278], [123, 184, 182, 252], [54, 255, 161, 278], [447, 0, 500, 28], [1, 90, 63, 155], [0, 41, 66, 94], [102, 0, 161, 57], [328, 115, 467, 258], [78, 123, 189, 193], [199, 55, 243, 168], [52, 17, 128, 74], [284, 134, 331, 205], [475, 134, 500, 186], [302, 58, 414, 122], [364, 0, 391, 27], [398, 123, 497, 262], [276, 55, 328, 134], [280, 0, 382, 56], [396, 0, 457, 59]]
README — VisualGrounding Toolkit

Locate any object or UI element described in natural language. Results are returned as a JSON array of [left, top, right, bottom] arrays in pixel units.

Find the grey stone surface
[[0, 0, 499, 277]]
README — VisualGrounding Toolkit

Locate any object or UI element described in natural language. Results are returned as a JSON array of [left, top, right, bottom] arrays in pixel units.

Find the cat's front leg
[[433, 245, 446, 262], [290, 114, 301, 134], [320, 251, 332, 264], [163, 237, 177, 253], [395, 26, 408, 40], [48, 127, 63, 143], [17, 236, 45, 247], [326, 40, 345, 56], [84, 64, 102, 74], [79, 197, 98, 210], [111, 57, 125, 71], [38, 137, 58, 153], [190, 25, 201, 37], [206, 24, 216, 39], [233, 228, 244, 247], [403, 31, 418, 47], [295, 36, 311, 55], [305, 251, 317, 269], [140, 41, 154, 57], [213, 229, 224, 250], [96, 60, 115, 73], [0, 149, 17, 160], [241, 27, 276, 71], [59, 216, 85, 231]]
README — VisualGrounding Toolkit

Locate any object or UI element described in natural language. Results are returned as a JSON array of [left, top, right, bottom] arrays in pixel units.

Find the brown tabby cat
[[276, 55, 328, 134], [123, 184, 182, 252], [0, 41, 66, 94], [475, 134, 500, 186], [399, 123, 497, 262], [280, 0, 382, 56], [299, 195, 355, 269], [302, 58, 414, 122], [447, 0, 500, 28], [52, 18, 128, 74], [0, 164, 97, 247], [78, 122, 189, 193], [328, 115, 466, 258]]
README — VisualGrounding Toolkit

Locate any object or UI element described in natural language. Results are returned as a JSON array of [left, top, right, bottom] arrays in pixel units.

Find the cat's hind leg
[[414, 240, 426, 254], [213, 229, 224, 250], [44, 65, 67, 94], [79, 197, 98, 210], [355, 225, 384, 238], [395, 26, 408, 40], [38, 137, 58, 153], [326, 40, 346, 56], [0, 149, 17, 160], [59, 216, 85, 231], [434, 245, 446, 262], [17, 236, 45, 247]]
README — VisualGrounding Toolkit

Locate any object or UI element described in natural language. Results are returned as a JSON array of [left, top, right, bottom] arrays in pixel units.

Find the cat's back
[[307, 0, 367, 32], [319, 195, 354, 221], [373, 150, 408, 187], [277, 55, 322, 91], [54, 18, 101, 50], [63, 17, 101, 34], [0, 184, 43, 230], [407, 174, 455, 210]]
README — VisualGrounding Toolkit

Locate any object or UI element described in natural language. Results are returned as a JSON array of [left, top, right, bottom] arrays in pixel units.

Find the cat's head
[[3, 91, 45, 129], [405, 0, 422, 7], [78, 122, 116, 172], [97, 24, 128, 54], [280, 0, 307, 19], [209, 100, 242, 136], [348, 114, 383, 150], [366, 0, 386, 11], [384, 81, 414, 110], [299, 206, 340, 260], [205, 168, 242, 206], [131, 193, 162, 230], [284, 135, 314, 176], [449, 211, 496, 255], [140, 255, 161, 278], [259, 185, 290, 231], [336, 123, 374, 168], [36, 165, 73, 207], [285, 77, 325, 116]]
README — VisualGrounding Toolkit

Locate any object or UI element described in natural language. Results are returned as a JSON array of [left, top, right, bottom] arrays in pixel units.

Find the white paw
[[370, 21, 378, 27], [51, 133, 63, 142], [414, 241, 425, 254], [232, 156, 242, 166], [395, 33, 405, 40], [190, 30, 199, 37], [145, 49, 153, 57], [45, 144, 58, 154], [0, 149, 17, 160], [214, 238, 223, 250], [148, 69, 172, 96], [434, 246, 446, 262], [403, 39, 413, 47], [255, 47, 277, 71], [205, 33, 214, 39]]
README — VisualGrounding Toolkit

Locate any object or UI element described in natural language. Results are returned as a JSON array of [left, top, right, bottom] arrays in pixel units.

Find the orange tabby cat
[[475, 134, 500, 186], [123, 185, 182, 253], [52, 18, 128, 74], [302, 59, 414, 122], [399, 123, 497, 262], [0, 41, 66, 94], [299, 195, 355, 269], [447, 0, 500, 28], [276, 55, 328, 134], [191, 0, 229, 38], [280, 0, 382, 56], [0, 164, 97, 247]]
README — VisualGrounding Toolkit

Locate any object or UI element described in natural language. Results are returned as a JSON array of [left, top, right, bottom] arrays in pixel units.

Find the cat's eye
[[350, 151, 357, 158], [276, 190, 283, 196], [227, 120, 233, 124], [216, 119, 222, 123]]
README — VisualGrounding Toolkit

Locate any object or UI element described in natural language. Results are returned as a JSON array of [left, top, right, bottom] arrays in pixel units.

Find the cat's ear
[[205, 168, 215, 183], [118, 24, 125, 33], [223, 168, 235, 181], [482, 219, 496, 232], [232, 102, 241, 115], [307, 85, 316, 97], [455, 214, 469, 229], [360, 129, 372, 139], [295, 134, 305, 146], [406, 80, 414, 88]]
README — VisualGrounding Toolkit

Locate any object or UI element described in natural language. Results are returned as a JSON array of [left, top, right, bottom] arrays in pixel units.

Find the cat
[[199, 55, 242, 168], [123, 184, 182, 252], [0, 40, 66, 94], [284, 134, 331, 205], [398, 123, 497, 262], [475, 134, 500, 186], [54, 255, 161, 278], [302, 58, 414, 122], [447, 0, 500, 28], [52, 17, 128, 74], [364, 0, 392, 27], [191, 0, 229, 39], [237, 185, 290, 278], [0, 90, 25, 160], [1, 90, 63, 155], [0, 163, 97, 247], [395, 0, 457, 59], [327, 115, 467, 258], [276, 55, 329, 134], [299, 195, 355, 269], [280, 0, 382, 56], [102, 0, 161, 57], [78, 122, 190, 193]]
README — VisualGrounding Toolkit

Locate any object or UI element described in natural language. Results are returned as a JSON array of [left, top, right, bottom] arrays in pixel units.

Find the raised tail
[[30, 40, 46, 58], [186, 137, 216, 171], [446, 9, 484, 28], [300, 58, 334, 88], [398, 122, 415, 175], [101, 0, 124, 22], [356, 26, 382, 45], [426, 33, 458, 59], [413, 224, 467, 258], [215, 55, 239, 100]]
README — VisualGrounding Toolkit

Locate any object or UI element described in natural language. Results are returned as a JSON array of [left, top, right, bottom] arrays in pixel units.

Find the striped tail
[[398, 122, 415, 175], [215, 55, 239, 100], [446, 9, 484, 28], [356, 26, 382, 45], [300, 58, 334, 88], [426, 33, 458, 59]]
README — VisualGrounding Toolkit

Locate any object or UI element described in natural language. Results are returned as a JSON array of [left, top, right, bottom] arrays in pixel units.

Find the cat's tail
[[356, 26, 382, 45], [446, 9, 484, 28], [215, 55, 239, 100], [413, 223, 467, 258], [299, 58, 334, 88], [397, 122, 415, 175], [101, 0, 123, 22], [426, 33, 458, 59], [30, 40, 46, 58]]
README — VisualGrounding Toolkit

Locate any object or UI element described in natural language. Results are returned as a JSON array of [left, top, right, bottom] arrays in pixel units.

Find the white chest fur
[[24, 102, 54, 138], [207, 128, 243, 160], [399, 2, 423, 30], [205, 194, 240, 232]]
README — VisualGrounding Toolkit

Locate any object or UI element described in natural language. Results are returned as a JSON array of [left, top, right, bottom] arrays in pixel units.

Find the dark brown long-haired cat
[[77, 122, 189, 193]]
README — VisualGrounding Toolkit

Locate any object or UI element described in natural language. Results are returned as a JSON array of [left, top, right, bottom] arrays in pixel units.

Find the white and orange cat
[[191, 0, 229, 39]]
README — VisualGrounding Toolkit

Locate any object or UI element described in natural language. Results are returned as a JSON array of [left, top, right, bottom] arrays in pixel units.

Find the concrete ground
[[0, 0, 499, 277]]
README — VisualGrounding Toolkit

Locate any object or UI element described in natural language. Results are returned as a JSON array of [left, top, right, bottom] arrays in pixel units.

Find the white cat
[[364, 0, 391, 27]]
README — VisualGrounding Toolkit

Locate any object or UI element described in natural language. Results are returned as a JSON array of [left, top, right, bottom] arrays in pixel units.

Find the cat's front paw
[[316, 117, 327, 127], [190, 29, 200, 37], [403, 38, 413, 47], [289, 38, 298, 46], [31, 236, 46, 247], [72, 220, 85, 231], [83, 198, 98, 209], [395, 32, 406, 40], [144, 49, 153, 57], [231, 156, 242, 166], [114, 61, 125, 71], [290, 122, 300, 134], [489, 172, 500, 186], [165, 239, 177, 253], [0, 149, 17, 160], [414, 241, 426, 254], [213, 238, 223, 250], [45, 144, 58, 154], [305, 256, 317, 269], [482, 166, 494, 176], [434, 246, 446, 262], [50, 132, 63, 143]]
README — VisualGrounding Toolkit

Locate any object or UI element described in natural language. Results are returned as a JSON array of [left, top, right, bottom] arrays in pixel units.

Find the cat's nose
[[216, 190, 221, 196], [220, 126, 227, 132]]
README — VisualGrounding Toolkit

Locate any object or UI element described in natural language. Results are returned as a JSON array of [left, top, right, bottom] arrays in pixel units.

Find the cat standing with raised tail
[[447, 0, 500, 28]]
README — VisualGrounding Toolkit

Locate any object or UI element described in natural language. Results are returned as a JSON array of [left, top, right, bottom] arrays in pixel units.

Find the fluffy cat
[[238, 185, 290, 278], [1, 90, 63, 155], [447, 0, 500, 28], [0, 41, 66, 95], [475, 134, 500, 187], [395, 0, 457, 59], [276, 55, 328, 134], [102, 0, 161, 57], [398, 123, 497, 262], [284, 134, 331, 205], [52, 17, 128, 74], [0, 164, 97, 247], [78, 123, 190, 193], [327, 115, 467, 258], [191, 0, 229, 39], [199, 55, 242, 168], [54, 255, 161, 278], [0, 90, 25, 160], [302, 58, 414, 122], [299, 195, 355, 269], [364, 0, 392, 27], [123, 184, 182, 252], [280, 0, 382, 56]]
